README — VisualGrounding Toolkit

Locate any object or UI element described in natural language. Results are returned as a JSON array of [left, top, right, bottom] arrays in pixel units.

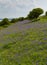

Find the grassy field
[[0, 17, 47, 65]]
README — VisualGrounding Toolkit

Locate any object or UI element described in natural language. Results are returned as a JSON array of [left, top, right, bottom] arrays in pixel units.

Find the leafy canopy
[[28, 8, 44, 19]]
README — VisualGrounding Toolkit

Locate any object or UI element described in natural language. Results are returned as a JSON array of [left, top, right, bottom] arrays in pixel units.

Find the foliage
[[0, 18, 9, 26], [10, 18, 17, 23], [18, 17, 24, 21], [27, 8, 44, 19], [11, 17, 24, 23], [45, 11, 47, 16]]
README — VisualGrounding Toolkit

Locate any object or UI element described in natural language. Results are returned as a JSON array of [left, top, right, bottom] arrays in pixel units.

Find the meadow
[[0, 16, 47, 65]]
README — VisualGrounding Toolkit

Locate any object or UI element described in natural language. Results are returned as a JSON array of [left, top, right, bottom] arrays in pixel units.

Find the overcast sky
[[0, 0, 47, 18]]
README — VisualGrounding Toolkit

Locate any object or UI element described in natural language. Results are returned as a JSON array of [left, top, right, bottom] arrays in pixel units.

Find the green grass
[[0, 17, 47, 65]]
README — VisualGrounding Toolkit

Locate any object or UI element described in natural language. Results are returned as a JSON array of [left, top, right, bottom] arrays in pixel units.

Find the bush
[[0, 18, 9, 26], [11, 17, 24, 23], [18, 17, 24, 21], [10, 18, 17, 23], [45, 11, 47, 16], [27, 8, 44, 20]]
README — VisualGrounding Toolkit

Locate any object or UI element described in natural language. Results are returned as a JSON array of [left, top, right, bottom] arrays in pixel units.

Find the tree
[[18, 17, 24, 21], [11, 18, 17, 23], [45, 11, 47, 16], [11, 17, 24, 23], [27, 8, 44, 19], [1, 18, 9, 26]]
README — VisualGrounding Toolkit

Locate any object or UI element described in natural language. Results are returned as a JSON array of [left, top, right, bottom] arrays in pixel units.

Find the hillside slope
[[0, 19, 47, 65]]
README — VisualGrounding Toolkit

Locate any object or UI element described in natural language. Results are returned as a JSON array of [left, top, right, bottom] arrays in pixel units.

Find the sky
[[0, 0, 47, 18]]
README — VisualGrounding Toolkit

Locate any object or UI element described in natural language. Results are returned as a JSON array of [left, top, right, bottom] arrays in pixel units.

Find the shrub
[[45, 11, 47, 16], [18, 17, 24, 21], [27, 8, 44, 20], [0, 18, 9, 26], [10, 17, 24, 23], [11, 18, 17, 23]]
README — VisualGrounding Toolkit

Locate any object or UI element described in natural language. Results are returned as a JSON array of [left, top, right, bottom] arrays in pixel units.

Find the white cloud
[[0, 0, 39, 18], [0, 0, 47, 18], [0, 0, 37, 8], [0, 0, 12, 8]]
